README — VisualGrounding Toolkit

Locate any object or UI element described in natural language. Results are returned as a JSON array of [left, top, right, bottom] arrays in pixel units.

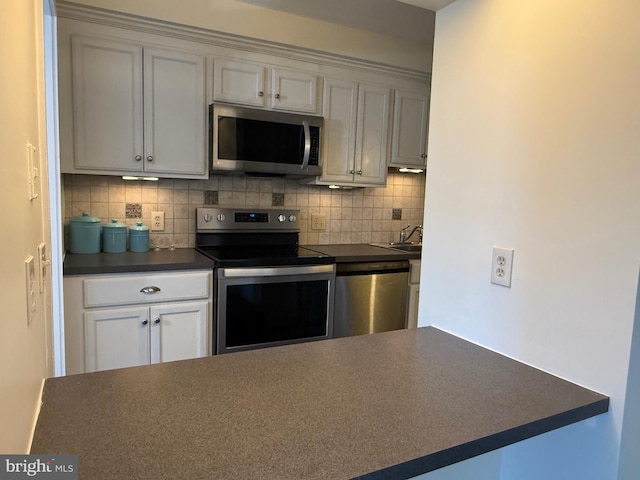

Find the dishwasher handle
[[336, 260, 410, 276]]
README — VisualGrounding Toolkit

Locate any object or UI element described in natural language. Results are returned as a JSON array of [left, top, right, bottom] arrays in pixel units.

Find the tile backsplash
[[63, 173, 425, 248]]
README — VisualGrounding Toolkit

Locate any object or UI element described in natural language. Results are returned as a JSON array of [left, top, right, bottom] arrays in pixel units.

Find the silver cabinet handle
[[357, 170, 363, 175], [258, 91, 264, 97], [146, 156, 153, 162], [135, 155, 142, 162], [140, 286, 161, 294], [420, 153, 428, 159], [275, 93, 280, 99], [142, 319, 148, 325], [301, 120, 311, 170], [153, 318, 160, 324]]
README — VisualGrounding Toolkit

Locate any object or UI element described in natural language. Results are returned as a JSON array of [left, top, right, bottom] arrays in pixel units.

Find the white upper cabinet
[[62, 35, 207, 178], [213, 59, 265, 107], [270, 68, 318, 113], [354, 84, 391, 185], [389, 90, 430, 168], [143, 48, 206, 176], [314, 78, 390, 187], [71, 36, 143, 173], [213, 58, 319, 113]]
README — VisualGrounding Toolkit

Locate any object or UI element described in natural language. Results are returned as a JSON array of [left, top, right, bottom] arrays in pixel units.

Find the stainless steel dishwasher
[[333, 260, 410, 338]]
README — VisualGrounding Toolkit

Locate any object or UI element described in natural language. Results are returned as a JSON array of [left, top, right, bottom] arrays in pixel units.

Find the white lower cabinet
[[84, 301, 208, 373], [406, 260, 421, 329], [65, 270, 212, 374]]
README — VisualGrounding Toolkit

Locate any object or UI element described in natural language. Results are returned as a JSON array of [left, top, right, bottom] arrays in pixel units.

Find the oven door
[[215, 264, 335, 354]]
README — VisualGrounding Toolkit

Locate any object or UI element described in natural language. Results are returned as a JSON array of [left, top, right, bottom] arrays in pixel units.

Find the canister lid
[[129, 222, 149, 231], [103, 218, 126, 229], [70, 212, 100, 223]]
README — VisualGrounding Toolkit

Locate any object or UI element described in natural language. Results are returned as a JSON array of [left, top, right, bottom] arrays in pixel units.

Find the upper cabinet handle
[[140, 286, 161, 294], [146, 156, 153, 162], [258, 91, 264, 97], [275, 93, 281, 99], [134, 155, 142, 161]]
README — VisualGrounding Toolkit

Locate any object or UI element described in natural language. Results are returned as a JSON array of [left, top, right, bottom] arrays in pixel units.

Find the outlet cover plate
[[491, 246, 514, 287]]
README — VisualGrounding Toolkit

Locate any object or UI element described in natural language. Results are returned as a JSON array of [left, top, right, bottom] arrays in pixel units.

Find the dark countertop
[[304, 243, 420, 262], [31, 327, 608, 480], [63, 248, 215, 275]]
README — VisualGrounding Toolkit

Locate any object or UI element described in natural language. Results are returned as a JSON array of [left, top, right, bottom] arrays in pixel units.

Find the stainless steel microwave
[[209, 103, 323, 177]]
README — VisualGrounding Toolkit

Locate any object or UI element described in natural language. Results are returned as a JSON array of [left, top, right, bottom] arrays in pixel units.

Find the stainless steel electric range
[[195, 207, 335, 354]]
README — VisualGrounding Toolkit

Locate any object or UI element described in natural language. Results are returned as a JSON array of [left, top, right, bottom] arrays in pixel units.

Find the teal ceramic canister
[[129, 222, 150, 252], [69, 212, 101, 254], [102, 219, 127, 253]]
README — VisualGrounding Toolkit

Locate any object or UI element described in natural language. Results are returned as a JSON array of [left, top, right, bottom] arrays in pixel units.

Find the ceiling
[[235, 0, 454, 43]]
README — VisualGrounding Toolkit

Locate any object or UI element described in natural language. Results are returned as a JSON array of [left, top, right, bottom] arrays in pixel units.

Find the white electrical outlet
[[311, 214, 327, 230], [152, 211, 165, 231], [491, 246, 515, 287]]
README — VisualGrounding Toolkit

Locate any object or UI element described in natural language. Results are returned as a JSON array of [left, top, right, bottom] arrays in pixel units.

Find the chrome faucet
[[404, 225, 423, 244], [398, 224, 411, 244]]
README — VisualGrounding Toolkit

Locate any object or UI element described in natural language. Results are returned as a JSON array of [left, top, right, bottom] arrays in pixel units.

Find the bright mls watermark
[[0, 456, 77, 479]]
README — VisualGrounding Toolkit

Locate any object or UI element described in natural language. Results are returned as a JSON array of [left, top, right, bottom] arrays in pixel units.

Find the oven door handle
[[220, 264, 334, 278]]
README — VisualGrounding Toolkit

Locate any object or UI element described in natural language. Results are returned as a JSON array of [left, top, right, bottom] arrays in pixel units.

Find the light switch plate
[[25, 255, 36, 325]]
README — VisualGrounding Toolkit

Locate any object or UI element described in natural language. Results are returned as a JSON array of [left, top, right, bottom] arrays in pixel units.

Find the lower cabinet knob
[[154, 318, 160, 324], [142, 319, 148, 325]]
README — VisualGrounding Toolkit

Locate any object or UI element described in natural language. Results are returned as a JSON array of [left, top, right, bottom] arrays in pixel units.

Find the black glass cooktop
[[196, 245, 333, 268]]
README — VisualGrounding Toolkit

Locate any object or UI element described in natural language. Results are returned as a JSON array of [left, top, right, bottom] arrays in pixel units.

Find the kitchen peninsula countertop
[[63, 248, 215, 275], [31, 327, 608, 480]]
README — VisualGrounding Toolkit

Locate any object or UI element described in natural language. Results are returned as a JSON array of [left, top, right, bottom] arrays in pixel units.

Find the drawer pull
[[140, 286, 161, 294]]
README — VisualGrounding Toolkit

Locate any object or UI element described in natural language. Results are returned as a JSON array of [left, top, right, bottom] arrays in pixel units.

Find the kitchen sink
[[371, 243, 422, 253], [388, 243, 422, 253]]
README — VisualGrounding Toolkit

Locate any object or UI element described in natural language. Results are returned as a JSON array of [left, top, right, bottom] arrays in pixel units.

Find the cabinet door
[[71, 36, 143, 172], [390, 90, 430, 167], [213, 59, 266, 107], [84, 307, 150, 373], [150, 301, 209, 364], [354, 84, 391, 186], [144, 48, 207, 177], [317, 78, 358, 184], [271, 68, 318, 113]]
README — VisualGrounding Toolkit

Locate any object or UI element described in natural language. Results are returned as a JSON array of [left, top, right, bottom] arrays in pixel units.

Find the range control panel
[[196, 207, 300, 232]]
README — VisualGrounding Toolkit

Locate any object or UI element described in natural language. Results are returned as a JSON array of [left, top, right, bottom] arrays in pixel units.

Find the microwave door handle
[[301, 120, 311, 169]]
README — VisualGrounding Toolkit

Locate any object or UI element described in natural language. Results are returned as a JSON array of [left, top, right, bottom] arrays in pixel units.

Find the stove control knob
[[288, 214, 296, 222], [277, 214, 285, 222], [203, 214, 212, 222], [217, 214, 225, 222]]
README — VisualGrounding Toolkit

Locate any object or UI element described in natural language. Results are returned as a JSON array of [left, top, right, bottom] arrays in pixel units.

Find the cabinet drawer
[[409, 260, 421, 284], [83, 271, 211, 308]]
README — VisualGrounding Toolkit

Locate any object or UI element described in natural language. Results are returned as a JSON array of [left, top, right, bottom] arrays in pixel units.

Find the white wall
[[0, 0, 52, 453], [67, 0, 432, 73], [421, 0, 640, 478]]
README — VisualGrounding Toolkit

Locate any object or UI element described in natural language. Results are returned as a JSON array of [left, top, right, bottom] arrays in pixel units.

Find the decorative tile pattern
[[204, 190, 218, 205], [64, 172, 426, 248], [272, 193, 285, 207], [125, 203, 142, 218]]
